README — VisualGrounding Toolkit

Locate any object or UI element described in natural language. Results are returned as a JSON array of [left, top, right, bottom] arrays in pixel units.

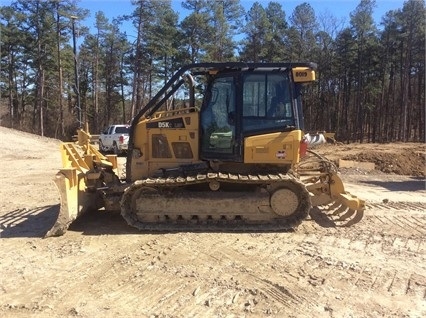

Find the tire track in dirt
[[94, 233, 321, 317], [1, 218, 425, 317], [294, 229, 426, 304], [330, 203, 426, 251], [296, 249, 426, 309], [78, 237, 187, 316], [1, 235, 158, 316], [171, 233, 326, 316], [278, 201, 426, 315], [0, 238, 89, 314], [1, 203, 425, 317], [44, 235, 222, 316]]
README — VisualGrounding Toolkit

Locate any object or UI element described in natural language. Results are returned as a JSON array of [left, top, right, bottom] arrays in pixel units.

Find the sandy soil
[[0, 126, 425, 318]]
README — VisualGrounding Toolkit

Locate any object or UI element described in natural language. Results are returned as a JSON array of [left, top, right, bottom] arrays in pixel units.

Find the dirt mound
[[314, 142, 425, 176], [343, 149, 425, 176]]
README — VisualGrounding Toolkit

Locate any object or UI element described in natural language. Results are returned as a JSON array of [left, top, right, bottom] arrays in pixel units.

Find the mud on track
[[0, 126, 425, 317]]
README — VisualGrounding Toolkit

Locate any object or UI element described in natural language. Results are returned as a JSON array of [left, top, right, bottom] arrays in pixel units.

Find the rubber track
[[120, 172, 311, 232]]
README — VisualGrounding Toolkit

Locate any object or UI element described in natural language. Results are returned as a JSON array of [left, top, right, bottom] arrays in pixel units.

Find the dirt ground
[[0, 126, 425, 318]]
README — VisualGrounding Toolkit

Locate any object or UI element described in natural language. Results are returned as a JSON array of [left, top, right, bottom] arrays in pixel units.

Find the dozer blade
[[45, 168, 103, 237], [46, 135, 112, 237]]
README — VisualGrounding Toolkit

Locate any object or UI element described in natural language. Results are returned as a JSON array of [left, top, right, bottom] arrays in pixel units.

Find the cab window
[[242, 73, 294, 132]]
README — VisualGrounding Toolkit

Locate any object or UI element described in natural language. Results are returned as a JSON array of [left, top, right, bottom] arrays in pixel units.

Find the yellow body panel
[[130, 109, 201, 181], [244, 130, 302, 165]]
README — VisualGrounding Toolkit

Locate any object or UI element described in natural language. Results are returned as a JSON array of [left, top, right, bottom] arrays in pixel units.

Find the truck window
[[115, 126, 129, 134]]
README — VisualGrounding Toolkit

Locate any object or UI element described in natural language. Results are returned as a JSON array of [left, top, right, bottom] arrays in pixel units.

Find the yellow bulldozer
[[47, 62, 364, 236]]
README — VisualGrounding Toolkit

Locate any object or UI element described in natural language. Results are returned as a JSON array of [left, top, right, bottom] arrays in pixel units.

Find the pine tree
[[288, 2, 318, 61], [239, 2, 270, 62]]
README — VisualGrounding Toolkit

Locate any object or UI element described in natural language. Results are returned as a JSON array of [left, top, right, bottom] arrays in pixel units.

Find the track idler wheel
[[268, 179, 312, 225], [270, 188, 299, 217]]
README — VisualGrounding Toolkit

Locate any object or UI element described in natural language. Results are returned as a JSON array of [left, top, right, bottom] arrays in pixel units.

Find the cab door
[[200, 74, 240, 161]]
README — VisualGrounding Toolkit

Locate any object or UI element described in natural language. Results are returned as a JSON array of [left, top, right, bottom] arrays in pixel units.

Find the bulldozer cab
[[199, 67, 307, 162]]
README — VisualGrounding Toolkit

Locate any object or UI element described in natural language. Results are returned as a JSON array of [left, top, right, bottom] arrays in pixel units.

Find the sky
[[1, 0, 408, 41], [74, 0, 407, 39]]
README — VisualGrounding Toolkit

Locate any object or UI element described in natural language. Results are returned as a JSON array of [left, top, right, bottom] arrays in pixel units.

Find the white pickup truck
[[99, 124, 129, 155]]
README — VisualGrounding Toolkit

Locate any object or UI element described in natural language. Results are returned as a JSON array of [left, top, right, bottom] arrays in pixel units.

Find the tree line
[[0, 0, 424, 143]]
